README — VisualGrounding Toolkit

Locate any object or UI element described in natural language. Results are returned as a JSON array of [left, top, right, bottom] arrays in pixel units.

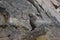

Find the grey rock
[[0, 0, 60, 40]]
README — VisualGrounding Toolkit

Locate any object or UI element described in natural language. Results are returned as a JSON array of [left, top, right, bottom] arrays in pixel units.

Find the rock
[[0, 0, 60, 40], [0, 15, 5, 25], [0, 37, 9, 40], [0, 28, 7, 37]]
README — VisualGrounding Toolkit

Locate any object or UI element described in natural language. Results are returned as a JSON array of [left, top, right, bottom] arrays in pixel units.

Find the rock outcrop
[[0, 0, 60, 40]]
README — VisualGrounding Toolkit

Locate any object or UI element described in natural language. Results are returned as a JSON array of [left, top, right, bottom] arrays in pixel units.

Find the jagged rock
[[0, 0, 60, 40]]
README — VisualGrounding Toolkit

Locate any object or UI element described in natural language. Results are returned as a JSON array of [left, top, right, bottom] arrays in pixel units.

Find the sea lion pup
[[0, 7, 10, 28]]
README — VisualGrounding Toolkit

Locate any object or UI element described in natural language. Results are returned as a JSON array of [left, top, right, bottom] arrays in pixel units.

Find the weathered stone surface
[[0, 37, 9, 40], [0, 15, 4, 25], [0, 0, 60, 40]]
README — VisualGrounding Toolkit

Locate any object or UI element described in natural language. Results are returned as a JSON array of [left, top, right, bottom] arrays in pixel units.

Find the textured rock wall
[[0, 0, 60, 40]]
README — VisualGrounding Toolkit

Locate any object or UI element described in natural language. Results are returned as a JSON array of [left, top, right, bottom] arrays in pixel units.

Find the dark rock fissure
[[29, 14, 36, 31], [0, 7, 5, 12], [27, 0, 42, 18], [51, 1, 59, 9]]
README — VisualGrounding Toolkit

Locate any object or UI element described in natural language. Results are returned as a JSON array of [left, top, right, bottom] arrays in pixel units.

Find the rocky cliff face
[[0, 0, 60, 40]]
